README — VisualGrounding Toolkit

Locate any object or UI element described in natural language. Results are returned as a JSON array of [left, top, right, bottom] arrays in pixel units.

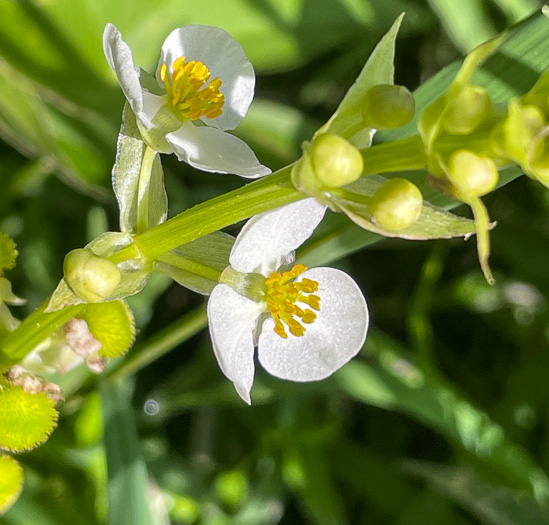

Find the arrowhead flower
[[103, 23, 271, 178], [207, 199, 369, 403]]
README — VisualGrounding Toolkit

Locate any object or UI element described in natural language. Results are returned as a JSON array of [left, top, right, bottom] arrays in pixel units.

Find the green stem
[[361, 136, 427, 174], [136, 145, 156, 234], [0, 299, 85, 369], [133, 166, 301, 260], [156, 252, 222, 282], [329, 188, 373, 205]]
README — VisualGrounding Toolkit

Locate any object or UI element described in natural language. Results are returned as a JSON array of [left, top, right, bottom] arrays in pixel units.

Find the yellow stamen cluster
[[160, 56, 224, 120], [264, 264, 320, 339]]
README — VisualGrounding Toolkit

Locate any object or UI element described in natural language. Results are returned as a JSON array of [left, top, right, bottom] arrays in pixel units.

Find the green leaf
[[47, 232, 152, 312], [80, 300, 135, 359], [334, 331, 549, 502], [155, 232, 234, 295], [331, 175, 478, 240], [112, 104, 168, 234], [284, 446, 347, 525], [0, 455, 23, 515], [0, 385, 58, 453], [101, 381, 157, 525], [317, 14, 404, 147], [428, 0, 496, 52], [404, 462, 549, 525]]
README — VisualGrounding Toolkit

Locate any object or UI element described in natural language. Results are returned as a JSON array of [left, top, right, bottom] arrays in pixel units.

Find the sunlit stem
[[132, 166, 302, 261], [107, 133, 494, 266], [329, 188, 373, 205], [156, 252, 222, 282], [0, 300, 85, 369], [136, 145, 157, 234]]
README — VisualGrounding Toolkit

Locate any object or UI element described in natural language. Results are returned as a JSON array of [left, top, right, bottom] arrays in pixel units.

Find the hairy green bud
[[362, 84, 415, 129], [443, 85, 491, 135], [310, 134, 364, 188], [370, 178, 423, 231], [448, 150, 498, 198], [64, 249, 121, 303]]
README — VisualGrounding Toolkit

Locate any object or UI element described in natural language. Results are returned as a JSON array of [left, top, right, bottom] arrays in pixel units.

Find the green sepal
[[467, 196, 495, 285], [0, 232, 17, 272], [79, 300, 136, 359], [0, 455, 23, 515], [418, 34, 506, 166], [437, 156, 496, 283], [155, 232, 235, 295], [491, 98, 549, 186], [46, 232, 152, 312], [0, 279, 25, 307], [112, 103, 168, 235], [330, 175, 479, 240], [0, 384, 58, 453], [316, 14, 404, 147], [522, 68, 549, 114]]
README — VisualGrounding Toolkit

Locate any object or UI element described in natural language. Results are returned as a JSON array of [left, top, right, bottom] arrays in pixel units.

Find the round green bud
[[311, 134, 364, 187], [448, 150, 498, 198], [64, 249, 121, 303], [370, 178, 423, 231], [443, 85, 491, 135], [362, 84, 415, 129]]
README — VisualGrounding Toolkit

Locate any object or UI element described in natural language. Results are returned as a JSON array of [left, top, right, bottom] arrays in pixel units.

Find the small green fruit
[[362, 84, 415, 129], [64, 249, 121, 303], [370, 178, 423, 231], [443, 85, 491, 135], [448, 150, 498, 198], [311, 134, 364, 187]]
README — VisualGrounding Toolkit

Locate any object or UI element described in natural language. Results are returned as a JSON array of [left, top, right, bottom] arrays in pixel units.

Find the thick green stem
[[0, 299, 85, 369], [136, 145, 157, 234], [133, 166, 301, 260]]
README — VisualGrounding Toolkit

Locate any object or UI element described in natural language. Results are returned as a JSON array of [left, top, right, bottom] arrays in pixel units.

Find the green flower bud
[[310, 134, 364, 188], [491, 99, 545, 164], [448, 150, 498, 198], [64, 249, 121, 303], [443, 85, 491, 135], [362, 84, 415, 129], [370, 178, 423, 231]]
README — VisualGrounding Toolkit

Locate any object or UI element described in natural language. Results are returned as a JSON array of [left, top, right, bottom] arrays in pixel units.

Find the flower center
[[264, 264, 320, 339], [160, 57, 224, 121]]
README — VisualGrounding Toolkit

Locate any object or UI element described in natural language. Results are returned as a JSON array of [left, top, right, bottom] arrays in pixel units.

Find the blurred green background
[[3, 0, 549, 523]]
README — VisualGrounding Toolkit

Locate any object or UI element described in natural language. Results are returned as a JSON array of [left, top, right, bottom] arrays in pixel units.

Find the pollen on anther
[[161, 57, 224, 121], [264, 264, 321, 339]]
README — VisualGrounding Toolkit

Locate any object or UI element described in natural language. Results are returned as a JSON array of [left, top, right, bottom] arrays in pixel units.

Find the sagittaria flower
[[103, 23, 270, 178], [207, 198, 369, 403]]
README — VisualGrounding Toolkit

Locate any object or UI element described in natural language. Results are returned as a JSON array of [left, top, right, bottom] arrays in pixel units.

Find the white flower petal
[[166, 121, 270, 178], [258, 267, 368, 381], [103, 24, 150, 127], [207, 284, 265, 403], [229, 199, 327, 275], [156, 25, 255, 131]]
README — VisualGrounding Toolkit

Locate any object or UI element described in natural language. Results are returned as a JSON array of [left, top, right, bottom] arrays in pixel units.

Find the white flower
[[207, 199, 369, 403], [103, 23, 271, 178]]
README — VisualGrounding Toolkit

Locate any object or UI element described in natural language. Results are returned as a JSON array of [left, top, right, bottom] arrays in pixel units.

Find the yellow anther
[[264, 264, 321, 339], [160, 56, 224, 121]]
